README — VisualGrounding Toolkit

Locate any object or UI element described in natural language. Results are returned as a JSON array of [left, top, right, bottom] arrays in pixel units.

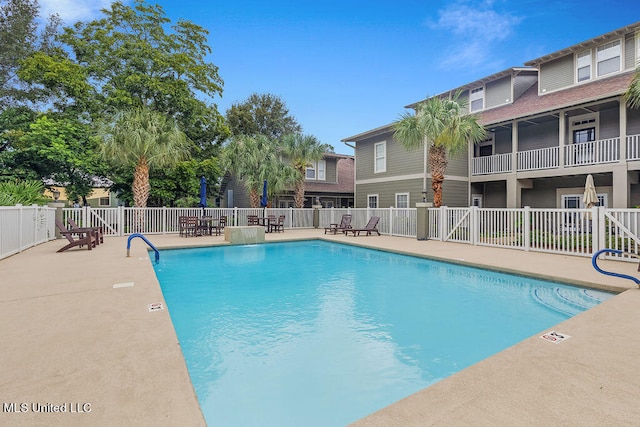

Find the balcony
[[471, 134, 640, 176]]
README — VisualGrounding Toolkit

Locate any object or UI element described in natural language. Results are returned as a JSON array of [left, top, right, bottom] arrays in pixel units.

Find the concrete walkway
[[0, 230, 638, 426]]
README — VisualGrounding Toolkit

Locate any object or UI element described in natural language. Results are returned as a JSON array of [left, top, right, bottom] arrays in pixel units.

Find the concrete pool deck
[[0, 230, 638, 426]]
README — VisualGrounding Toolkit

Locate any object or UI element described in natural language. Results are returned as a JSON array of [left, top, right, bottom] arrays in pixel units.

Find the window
[[305, 165, 315, 179], [562, 193, 607, 209], [576, 50, 591, 82], [570, 114, 597, 164], [279, 200, 295, 208], [596, 40, 620, 77], [395, 193, 409, 208], [305, 160, 326, 180], [317, 160, 326, 180], [374, 142, 386, 173], [470, 87, 484, 112], [571, 116, 597, 143], [573, 128, 595, 143], [476, 137, 494, 157], [367, 194, 378, 208], [99, 197, 110, 207]]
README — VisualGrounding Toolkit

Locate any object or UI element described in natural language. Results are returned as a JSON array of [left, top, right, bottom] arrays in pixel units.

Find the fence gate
[[442, 207, 472, 243], [603, 209, 640, 260]]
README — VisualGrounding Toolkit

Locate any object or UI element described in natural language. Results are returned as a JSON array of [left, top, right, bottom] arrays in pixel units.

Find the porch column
[[619, 97, 627, 164], [612, 165, 629, 208], [511, 120, 518, 173], [506, 177, 531, 208], [506, 175, 518, 208], [558, 111, 566, 169]]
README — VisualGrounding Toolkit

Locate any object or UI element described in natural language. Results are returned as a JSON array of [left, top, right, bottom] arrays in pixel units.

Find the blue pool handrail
[[591, 249, 640, 287], [127, 233, 160, 263]]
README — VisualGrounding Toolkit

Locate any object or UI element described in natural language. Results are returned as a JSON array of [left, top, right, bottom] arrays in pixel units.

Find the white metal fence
[[0, 205, 56, 260], [2, 205, 640, 262]]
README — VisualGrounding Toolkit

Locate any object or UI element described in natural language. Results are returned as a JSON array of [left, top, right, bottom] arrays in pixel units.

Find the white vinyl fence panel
[[0, 205, 55, 260], [4, 205, 640, 263]]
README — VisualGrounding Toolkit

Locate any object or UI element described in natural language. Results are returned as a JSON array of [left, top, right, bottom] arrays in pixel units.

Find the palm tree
[[97, 107, 191, 208], [393, 92, 487, 207], [280, 133, 332, 208], [626, 65, 640, 109], [222, 134, 296, 208]]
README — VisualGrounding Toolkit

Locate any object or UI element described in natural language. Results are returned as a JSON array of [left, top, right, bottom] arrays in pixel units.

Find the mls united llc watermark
[[3, 402, 91, 413]]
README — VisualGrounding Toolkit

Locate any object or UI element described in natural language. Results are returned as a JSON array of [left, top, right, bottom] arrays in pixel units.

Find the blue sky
[[41, 1, 639, 154]]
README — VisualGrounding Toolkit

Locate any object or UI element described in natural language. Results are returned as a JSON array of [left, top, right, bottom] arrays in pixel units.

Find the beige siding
[[326, 158, 337, 183], [356, 179, 423, 208], [224, 176, 252, 208], [485, 76, 512, 108], [356, 178, 468, 208], [494, 128, 512, 154], [518, 120, 559, 151], [599, 106, 620, 139], [539, 55, 574, 93], [439, 150, 468, 177], [355, 132, 424, 181]]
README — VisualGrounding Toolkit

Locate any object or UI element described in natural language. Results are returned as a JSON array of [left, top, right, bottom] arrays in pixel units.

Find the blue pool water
[[153, 241, 613, 426]]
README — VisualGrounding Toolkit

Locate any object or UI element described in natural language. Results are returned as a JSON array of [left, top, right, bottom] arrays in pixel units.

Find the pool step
[[532, 287, 613, 317]]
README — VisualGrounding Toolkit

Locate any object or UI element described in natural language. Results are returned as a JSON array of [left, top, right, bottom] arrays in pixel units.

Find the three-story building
[[344, 22, 640, 209]]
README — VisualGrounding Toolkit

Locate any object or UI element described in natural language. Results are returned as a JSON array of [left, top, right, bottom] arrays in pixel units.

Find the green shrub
[[0, 180, 51, 206]]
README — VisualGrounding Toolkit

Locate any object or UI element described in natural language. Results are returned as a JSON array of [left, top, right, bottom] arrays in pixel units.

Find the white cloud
[[39, 0, 123, 24], [429, 1, 521, 69]]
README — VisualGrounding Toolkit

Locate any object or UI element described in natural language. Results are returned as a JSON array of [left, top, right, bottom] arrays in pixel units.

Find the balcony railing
[[471, 152, 512, 175], [564, 138, 619, 167], [471, 134, 640, 176], [517, 146, 559, 171], [627, 134, 640, 161]]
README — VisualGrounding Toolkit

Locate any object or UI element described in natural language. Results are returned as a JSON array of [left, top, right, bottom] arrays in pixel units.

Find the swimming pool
[[153, 241, 613, 426]]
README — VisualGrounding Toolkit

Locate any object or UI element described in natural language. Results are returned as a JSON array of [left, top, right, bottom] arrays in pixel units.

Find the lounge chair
[[344, 216, 381, 236], [269, 215, 285, 233], [55, 219, 97, 252], [324, 214, 352, 234], [67, 218, 104, 244]]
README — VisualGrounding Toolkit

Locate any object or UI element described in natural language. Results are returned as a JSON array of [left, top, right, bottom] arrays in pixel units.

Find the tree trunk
[[429, 145, 447, 208], [249, 189, 260, 208], [132, 158, 150, 208], [294, 181, 305, 208], [431, 172, 444, 208], [132, 158, 150, 232]]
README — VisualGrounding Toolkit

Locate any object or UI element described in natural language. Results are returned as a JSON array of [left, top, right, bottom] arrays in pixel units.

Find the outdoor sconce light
[[52, 189, 60, 202], [421, 189, 427, 202]]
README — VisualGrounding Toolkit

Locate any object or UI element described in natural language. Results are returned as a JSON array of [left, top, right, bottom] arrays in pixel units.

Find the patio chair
[[269, 215, 285, 233], [212, 216, 227, 236], [247, 215, 259, 225], [67, 218, 104, 244], [55, 219, 96, 252], [178, 216, 199, 237], [324, 214, 352, 234], [344, 216, 381, 236], [197, 216, 214, 236]]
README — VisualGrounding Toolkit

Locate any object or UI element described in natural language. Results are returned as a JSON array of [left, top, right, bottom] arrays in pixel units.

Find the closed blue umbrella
[[260, 180, 268, 208], [199, 176, 207, 212]]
